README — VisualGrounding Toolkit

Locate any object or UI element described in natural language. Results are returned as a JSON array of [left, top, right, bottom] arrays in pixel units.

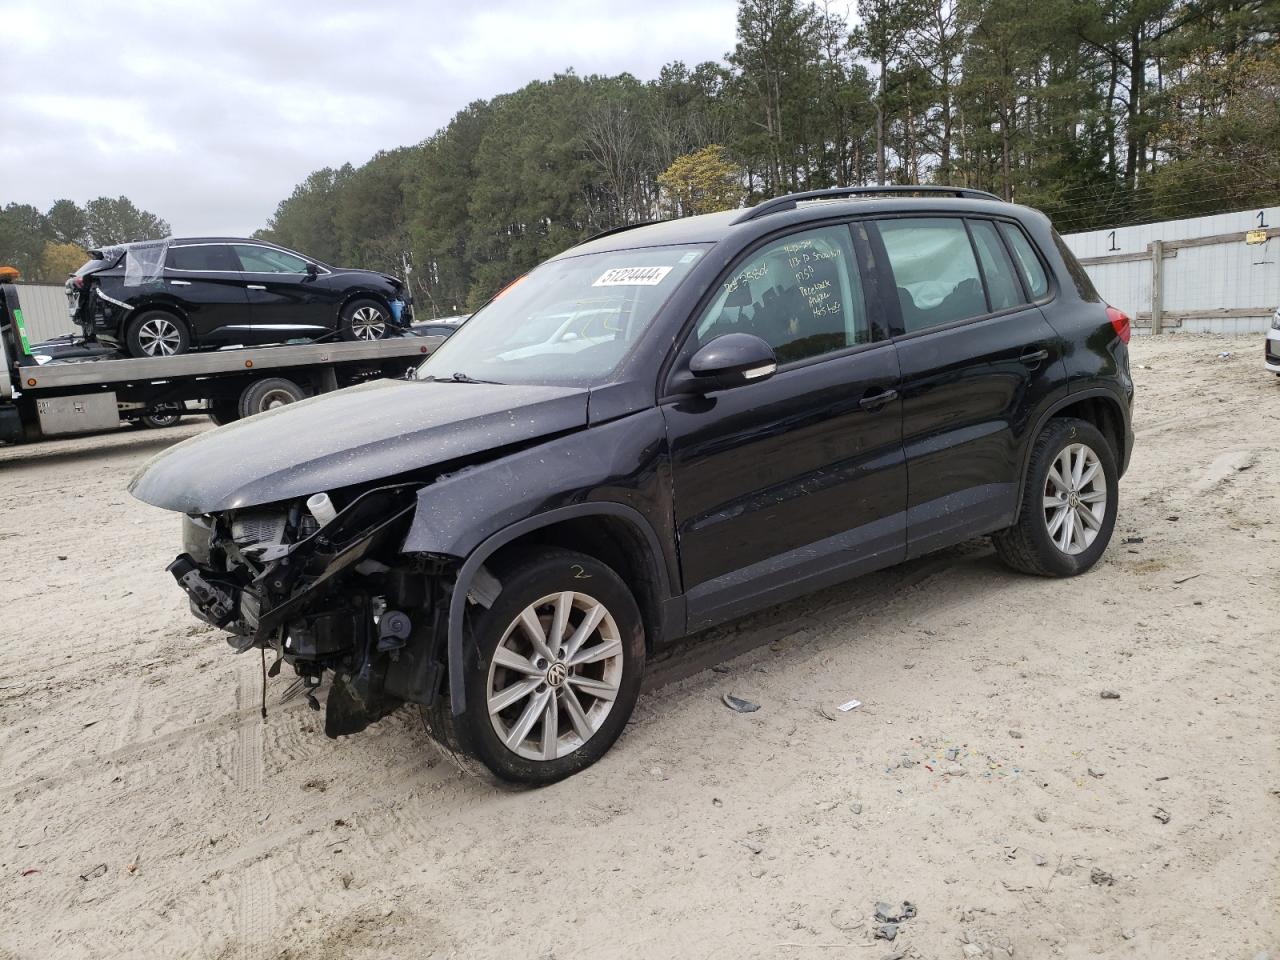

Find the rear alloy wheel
[[422, 548, 646, 785], [993, 417, 1118, 577], [126, 311, 190, 358], [339, 298, 391, 341], [1043, 442, 1107, 555]]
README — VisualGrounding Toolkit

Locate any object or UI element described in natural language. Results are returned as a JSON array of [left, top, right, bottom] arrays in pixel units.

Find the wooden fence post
[[1150, 239, 1164, 335]]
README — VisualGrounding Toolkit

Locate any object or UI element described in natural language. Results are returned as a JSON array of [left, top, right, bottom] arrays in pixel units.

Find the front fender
[[399, 409, 678, 714]]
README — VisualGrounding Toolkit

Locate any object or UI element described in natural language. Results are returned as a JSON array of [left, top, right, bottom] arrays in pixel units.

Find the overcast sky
[[3, 0, 739, 237]]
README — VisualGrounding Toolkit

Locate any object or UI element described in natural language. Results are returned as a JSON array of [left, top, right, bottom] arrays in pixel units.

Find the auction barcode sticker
[[593, 266, 673, 287]]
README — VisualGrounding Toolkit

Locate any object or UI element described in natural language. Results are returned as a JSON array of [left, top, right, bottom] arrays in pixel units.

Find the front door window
[[694, 225, 868, 365]]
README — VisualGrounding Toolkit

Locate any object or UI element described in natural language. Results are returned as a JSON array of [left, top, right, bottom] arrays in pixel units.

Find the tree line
[[258, 0, 1275, 315], [0, 197, 171, 282]]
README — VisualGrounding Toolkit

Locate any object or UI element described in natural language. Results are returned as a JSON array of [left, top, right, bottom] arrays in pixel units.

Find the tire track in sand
[[234, 658, 273, 959]]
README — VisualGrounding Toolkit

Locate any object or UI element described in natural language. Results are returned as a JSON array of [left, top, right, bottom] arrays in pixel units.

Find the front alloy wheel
[[487, 591, 624, 761], [339, 298, 392, 342], [349, 305, 386, 340], [421, 547, 646, 785]]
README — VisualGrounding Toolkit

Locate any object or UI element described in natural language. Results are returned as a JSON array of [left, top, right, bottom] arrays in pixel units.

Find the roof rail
[[731, 185, 1003, 224]]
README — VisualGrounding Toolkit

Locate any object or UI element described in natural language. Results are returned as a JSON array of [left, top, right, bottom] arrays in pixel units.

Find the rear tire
[[238, 377, 306, 419], [422, 547, 646, 785], [993, 417, 1118, 577], [125, 310, 190, 358], [339, 298, 391, 341]]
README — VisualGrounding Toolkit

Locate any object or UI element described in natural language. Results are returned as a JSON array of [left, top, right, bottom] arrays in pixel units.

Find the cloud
[[2, 0, 737, 236]]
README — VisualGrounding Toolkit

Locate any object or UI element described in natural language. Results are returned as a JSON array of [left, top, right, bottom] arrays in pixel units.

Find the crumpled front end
[[170, 483, 453, 737]]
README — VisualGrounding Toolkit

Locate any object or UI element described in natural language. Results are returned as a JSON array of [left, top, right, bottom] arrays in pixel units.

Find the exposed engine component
[[165, 484, 447, 740], [377, 610, 412, 653], [307, 491, 338, 527], [166, 554, 237, 626], [231, 511, 287, 548]]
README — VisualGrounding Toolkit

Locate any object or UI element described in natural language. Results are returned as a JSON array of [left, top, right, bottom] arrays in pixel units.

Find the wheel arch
[[338, 289, 394, 321], [124, 298, 191, 331], [1014, 387, 1129, 522], [444, 503, 677, 716]]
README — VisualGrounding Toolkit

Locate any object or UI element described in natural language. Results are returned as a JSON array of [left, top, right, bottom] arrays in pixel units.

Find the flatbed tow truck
[[0, 282, 439, 444]]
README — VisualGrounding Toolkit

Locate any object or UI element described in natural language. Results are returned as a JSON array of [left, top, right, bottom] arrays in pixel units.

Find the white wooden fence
[[1061, 207, 1279, 334]]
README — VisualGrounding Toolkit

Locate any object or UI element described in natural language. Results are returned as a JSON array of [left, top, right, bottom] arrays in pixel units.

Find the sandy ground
[[1, 334, 1277, 960]]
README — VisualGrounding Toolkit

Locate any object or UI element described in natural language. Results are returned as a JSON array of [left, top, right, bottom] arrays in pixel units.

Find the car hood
[[128, 379, 590, 513], [328, 267, 401, 287]]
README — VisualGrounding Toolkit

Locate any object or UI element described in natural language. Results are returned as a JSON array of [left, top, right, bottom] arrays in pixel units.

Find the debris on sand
[[875, 901, 917, 923], [722, 693, 759, 713]]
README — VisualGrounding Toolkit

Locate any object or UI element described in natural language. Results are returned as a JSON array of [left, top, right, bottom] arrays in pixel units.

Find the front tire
[[125, 311, 190, 358], [339, 298, 391, 341], [993, 417, 1118, 577], [422, 548, 646, 785]]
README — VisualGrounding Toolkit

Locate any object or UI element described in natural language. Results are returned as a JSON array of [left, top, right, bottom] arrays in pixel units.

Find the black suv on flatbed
[[69, 238, 412, 357], [132, 186, 1134, 784]]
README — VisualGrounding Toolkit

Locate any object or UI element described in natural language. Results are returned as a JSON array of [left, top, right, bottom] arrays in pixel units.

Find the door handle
[[246, 284, 267, 291], [169, 279, 191, 286], [1019, 347, 1050, 367], [859, 387, 898, 411]]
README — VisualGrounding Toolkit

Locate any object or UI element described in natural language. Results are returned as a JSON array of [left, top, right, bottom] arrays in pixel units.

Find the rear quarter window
[[1051, 230, 1102, 302], [167, 245, 238, 271], [998, 223, 1050, 300]]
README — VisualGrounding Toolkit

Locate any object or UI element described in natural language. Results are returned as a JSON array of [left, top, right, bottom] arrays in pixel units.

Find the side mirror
[[677, 333, 777, 394], [305, 262, 319, 278]]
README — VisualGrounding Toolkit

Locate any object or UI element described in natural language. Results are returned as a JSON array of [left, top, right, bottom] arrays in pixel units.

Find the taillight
[[1106, 305, 1130, 344], [72, 275, 85, 289]]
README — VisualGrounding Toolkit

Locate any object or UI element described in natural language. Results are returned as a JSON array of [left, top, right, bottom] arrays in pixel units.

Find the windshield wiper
[[449, 371, 503, 385]]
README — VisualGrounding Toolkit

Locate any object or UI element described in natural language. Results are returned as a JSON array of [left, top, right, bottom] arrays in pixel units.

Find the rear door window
[[694, 224, 869, 365], [998, 223, 1050, 299], [968, 220, 1024, 311], [876, 217, 987, 332], [167, 244, 238, 272]]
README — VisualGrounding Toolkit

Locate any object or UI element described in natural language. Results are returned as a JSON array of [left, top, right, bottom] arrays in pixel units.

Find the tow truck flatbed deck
[[1, 283, 441, 442], [18, 336, 435, 392]]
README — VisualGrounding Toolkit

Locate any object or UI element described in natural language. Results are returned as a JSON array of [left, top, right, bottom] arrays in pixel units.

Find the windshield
[[416, 245, 706, 386]]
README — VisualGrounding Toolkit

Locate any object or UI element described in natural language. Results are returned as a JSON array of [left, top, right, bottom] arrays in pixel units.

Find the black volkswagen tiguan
[[132, 186, 1134, 784], [68, 237, 413, 357]]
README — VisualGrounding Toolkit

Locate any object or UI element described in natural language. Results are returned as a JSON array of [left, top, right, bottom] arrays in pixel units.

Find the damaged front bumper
[[168, 484, 452, 737]]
